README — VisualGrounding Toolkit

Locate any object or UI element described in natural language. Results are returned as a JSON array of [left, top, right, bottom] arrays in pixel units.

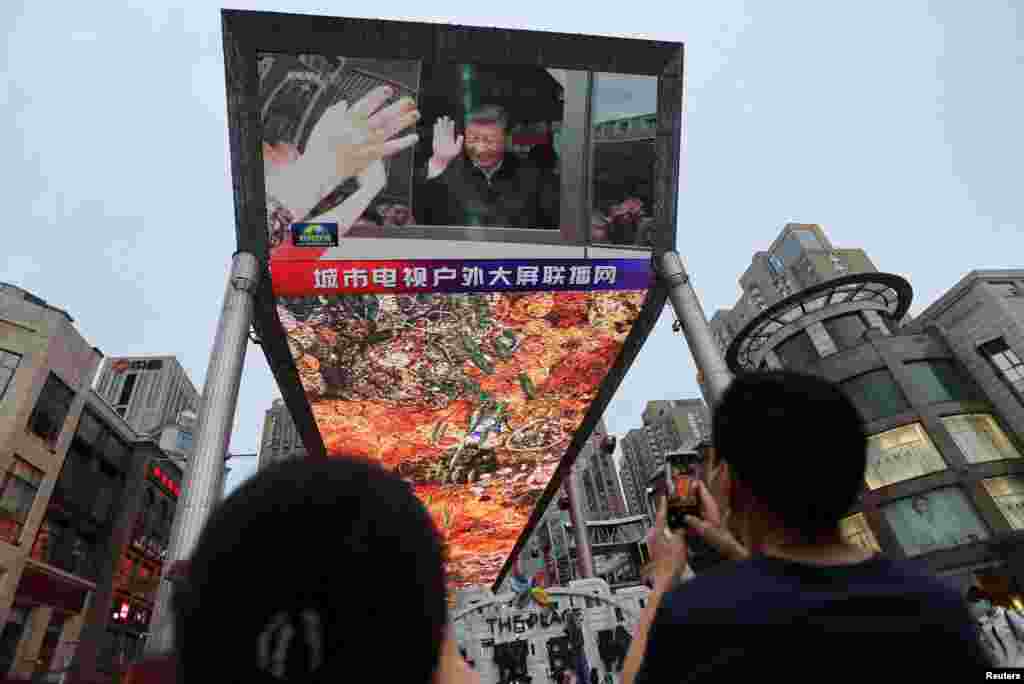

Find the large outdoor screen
[[224, 10, 683, 593], [272, 236, 651, 588], [259, 52, 660, 246]]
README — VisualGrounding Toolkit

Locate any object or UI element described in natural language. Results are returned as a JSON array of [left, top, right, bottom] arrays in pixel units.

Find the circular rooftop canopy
[[725, 273, 913, 373]]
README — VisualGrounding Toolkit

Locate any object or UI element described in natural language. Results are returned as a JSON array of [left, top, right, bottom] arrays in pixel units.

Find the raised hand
[[431, 116, 464, 168], [267, 85, 419, 229], [644, 497, 689, 590], [336, 86, 421, 182], [302, 85, 419, 182]]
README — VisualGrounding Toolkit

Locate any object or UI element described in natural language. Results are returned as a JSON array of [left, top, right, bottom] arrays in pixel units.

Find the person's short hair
[[712, 371, 867, 538], [173, 457, 447, 684], [465, 104, 509, 132]]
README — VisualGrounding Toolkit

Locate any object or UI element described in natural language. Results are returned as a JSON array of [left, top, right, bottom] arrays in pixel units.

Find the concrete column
[[11, 604, 53, 679]]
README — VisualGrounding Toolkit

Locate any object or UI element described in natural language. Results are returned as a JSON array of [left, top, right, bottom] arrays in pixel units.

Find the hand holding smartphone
[[666, 467, 701, 532]]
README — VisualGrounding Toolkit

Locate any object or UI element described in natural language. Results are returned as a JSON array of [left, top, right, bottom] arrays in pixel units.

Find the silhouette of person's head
[[174, 457, 476, 684], [713, 371, 867, 542]]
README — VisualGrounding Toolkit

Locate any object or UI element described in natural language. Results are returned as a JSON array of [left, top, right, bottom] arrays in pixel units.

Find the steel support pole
[[656, 251, 734, 406], [145, 252, 259, 655], [564, 462, 595, 579]]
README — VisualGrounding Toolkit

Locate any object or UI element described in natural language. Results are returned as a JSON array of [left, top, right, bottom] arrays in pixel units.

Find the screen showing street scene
[[590, 73, 659, 247], [260, 53, 659, 246], [273, 254, 652, 591]]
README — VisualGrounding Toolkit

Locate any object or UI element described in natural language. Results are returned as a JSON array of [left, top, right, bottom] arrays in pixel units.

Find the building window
[[988, 281, 1022, 297], [117, 374, 137, 407], [979, 338, 1024, 402], [839, 513, 881, 552], [0, 349, 21, 403], [830, 254, 849, 275], [823, 314, 869, 351], [864, 423, 947, 490], [941, 414, 1022, 464], [30, 518, 99, 580], [904, 360, 979, 404], [776, 229, 823, 266], [28, 373, 75, 449], [882, 488, 989, 557], [841, 369, 910, 423], [774, 331, 820, 368], [582, 472, 598, 513], [982, 476, 1024, 530], [0, 457, 44, 545]]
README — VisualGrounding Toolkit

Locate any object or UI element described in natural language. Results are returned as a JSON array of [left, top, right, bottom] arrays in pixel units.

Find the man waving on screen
[[420, 105, 559, 230]]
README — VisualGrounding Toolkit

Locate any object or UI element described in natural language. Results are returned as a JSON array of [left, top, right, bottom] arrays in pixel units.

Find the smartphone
[[666, 464, 701, 531]]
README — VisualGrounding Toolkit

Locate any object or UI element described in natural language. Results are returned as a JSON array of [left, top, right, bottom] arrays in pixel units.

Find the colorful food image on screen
[[273, 258, 649, 591]]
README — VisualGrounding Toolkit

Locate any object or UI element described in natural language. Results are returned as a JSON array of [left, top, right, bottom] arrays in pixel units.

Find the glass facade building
[[725, 272, 1024, 603]]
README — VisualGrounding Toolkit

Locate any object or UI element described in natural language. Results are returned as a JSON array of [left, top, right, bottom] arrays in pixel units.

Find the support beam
[[657, 250, 734, 406], [145, 252, 259, 655]]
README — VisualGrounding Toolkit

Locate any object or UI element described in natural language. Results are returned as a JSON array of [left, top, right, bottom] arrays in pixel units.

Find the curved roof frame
[[725, 273, 913, 373]]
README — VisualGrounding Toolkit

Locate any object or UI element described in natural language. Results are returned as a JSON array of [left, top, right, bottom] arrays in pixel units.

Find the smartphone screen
[[674, 472, 692, 499]]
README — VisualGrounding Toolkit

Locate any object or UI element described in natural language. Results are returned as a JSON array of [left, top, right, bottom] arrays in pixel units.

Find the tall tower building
[[721, 223, 1024, 603], [257, 399, 307, 470], [622, 428, 657, 483], [571, 419, 626, 521], [710, 223, 877, 355], [618, 436, 647, 516], [94, 356, 199, 435]]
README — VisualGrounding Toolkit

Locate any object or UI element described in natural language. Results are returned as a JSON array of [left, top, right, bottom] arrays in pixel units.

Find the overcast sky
[[3, 2, 1021, 496]]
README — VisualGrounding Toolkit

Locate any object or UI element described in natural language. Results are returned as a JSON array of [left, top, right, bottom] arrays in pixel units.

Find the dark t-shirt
[[635, 554, 991, 682]]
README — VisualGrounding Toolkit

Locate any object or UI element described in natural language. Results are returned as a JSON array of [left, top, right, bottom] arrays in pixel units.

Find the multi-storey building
[[93, 357, 199, 436], [0, 284, 183, 682], [257, 399, 307, 470], [567, 420, 625, 522], [711, 223, 877, 355], [617, 435, 648, 517], [723, 261, 1024, 603], [907, 271, 1024, 438], [641, 399, 710, 454]]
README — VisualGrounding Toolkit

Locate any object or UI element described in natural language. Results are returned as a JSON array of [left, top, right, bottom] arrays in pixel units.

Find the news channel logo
[[291, 222, 339, 247]]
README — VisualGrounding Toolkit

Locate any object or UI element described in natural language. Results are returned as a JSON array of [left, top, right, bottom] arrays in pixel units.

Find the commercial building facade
[[0, 284, 184, 682], [94, 357, 198, 436], [724, 264, 1024, 602]]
